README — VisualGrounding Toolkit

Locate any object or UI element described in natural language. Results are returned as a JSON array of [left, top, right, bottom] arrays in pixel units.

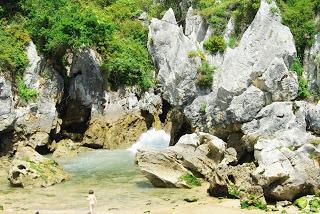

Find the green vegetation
[[16, 76, 37, 102], [227, 183, 241, 199], [0, 18, 29, 76], [196, 0, 260, 39], [188, 49, 206, 61], [294, 196, 308, 209], [0, 205, 3, 211], [290, 59, 312, 98], [228, 36, 237, 48], [203, 35, 226, 54], [0, 0, 162, 90], [240, 193, 267, 211], [309, 139, 320, 146], [309, 198, 320, 213], [276, 0, 320, 58], [199, 102, 207, 114], [288, 145, 296, 151], [179, 172, 201, 187], [196, 61, 215, 87], [309, 151, 318, 160]]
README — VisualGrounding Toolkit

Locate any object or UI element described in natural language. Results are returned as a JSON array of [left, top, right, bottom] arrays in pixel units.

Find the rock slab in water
[[8, 147, 70, 188]]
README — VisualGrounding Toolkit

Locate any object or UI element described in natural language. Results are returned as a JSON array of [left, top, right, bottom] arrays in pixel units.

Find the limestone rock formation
[[207, 163, 256, 197], [185, 0, 297, 130], [82, 114, 148, 149], [0, 75, 15, 132], [242, 102, 320, 200], [63, 47, 104, 131], [82, 88, 163, 149], [304, 33, 320, 94], [52, 139, 92, 158], [148, 8, 201, 106], [253, 129, 320, 200], [0, 41, 64, 150], [136, 132, 236, 188], [8, 147, 69, 188]]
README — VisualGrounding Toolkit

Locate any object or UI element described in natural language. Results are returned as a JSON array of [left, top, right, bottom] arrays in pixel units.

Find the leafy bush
[[22, 0, 115, 56], [17, 76, 37, 102], [276, 0, 319, 58], [16, 0, 158, 90], [294, 196, 308, 209], [196, 61, 215, 87], [0, 19, 29, 76], [102, 36, 154, 90], [204, 35, 226, 54], [227, 183, 241, 199], [179, 172, 201, 187]]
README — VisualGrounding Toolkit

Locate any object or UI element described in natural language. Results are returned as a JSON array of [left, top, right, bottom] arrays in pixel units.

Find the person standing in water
[[87, 189, 97, 214]]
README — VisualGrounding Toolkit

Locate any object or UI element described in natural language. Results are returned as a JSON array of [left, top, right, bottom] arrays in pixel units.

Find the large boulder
[[253, 129, 320, 201], [8, 147, 69, 188], [207, 163, 256, 197], [136, 132, 236, 188], [52, 139, 92, 158], [185, 0, 297, 131], [241, 102, 320, 201]]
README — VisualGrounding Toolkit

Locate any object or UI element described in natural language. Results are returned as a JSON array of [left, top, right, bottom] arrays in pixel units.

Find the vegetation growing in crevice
[[196, 61, 215, 87], [203, 35, 226, 54], [16, 76, 37, 102], [290, 59, 312, 98]]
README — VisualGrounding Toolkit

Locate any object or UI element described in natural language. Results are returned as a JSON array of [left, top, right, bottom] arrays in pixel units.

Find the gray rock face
[[185, 7, 208, 42], [15, 64, 64, 148], [252, 57, 298, 102], [0, 41, 64, 150], [240, 102, 320, 200], [148, 9, 201, 106], [304, 33, 320, 94], [295, 101, 320, 135], [136, 132, 236, 188], [226, 86, 265, 123], [185, 0, 297, 130], [64, 47, 104, 128], [23, 41, 42, 89], [8, 146, 69, 188], [0, 76, 15, 132], [241, 102, 305, 150], [253, 129, 320, 200]]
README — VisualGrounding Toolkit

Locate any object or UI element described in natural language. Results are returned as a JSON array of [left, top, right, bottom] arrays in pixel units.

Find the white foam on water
[[128, 129, 170, 153]]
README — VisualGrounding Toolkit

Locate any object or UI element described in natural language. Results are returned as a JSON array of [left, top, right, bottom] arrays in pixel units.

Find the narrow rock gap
[[169, 108, 192, 146], [0, 130, 14, 157], [159, 98, 172, 124]]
